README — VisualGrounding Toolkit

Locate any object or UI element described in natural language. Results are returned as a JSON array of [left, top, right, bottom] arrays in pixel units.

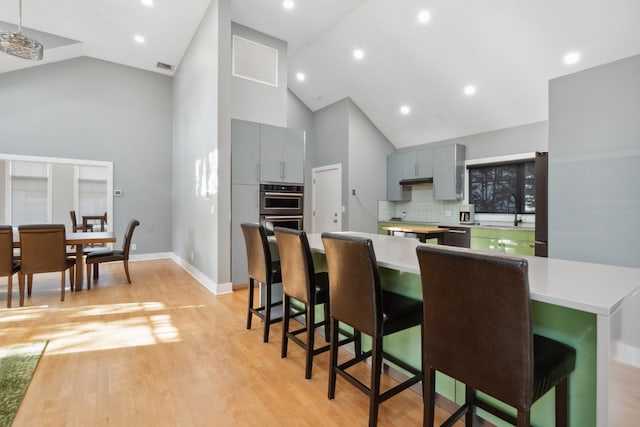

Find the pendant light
[[0, 0, 43, 60]]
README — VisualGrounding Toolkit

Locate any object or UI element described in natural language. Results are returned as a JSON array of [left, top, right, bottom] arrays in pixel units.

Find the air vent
[[156, 62, 173, 71]]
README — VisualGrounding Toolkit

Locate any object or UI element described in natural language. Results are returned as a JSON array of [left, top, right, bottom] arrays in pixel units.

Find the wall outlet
[[131, 243, 137, 251], [445, 209, 452, 217], [352, 189, 356, 195]]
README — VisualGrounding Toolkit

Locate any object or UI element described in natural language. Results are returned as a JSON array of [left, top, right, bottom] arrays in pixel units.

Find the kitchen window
[[468, 160, 535, 214]]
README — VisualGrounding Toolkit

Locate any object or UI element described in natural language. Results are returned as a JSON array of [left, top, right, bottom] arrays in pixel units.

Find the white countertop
[[307, 232, 640, 316]]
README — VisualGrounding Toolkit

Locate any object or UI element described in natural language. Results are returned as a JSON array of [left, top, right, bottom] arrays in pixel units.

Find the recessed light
[[417, 10, 431, 24], [353, 48, 365, 60], [400, 105, 411, 115], [133, 34, 146, 44], [283, 0, 294, 10], [563, 51, 580, 65], [141, 0, 154, 6], [463, 85, 476, 96], [296, 72, 306, 82]]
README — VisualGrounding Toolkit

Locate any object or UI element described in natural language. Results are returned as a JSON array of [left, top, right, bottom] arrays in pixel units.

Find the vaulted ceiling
[[2, 0, 640, 148]]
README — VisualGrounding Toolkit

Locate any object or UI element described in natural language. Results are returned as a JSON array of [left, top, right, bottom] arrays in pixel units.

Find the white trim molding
[[612, 340, 640, 368], [170, 254, 233, 296]]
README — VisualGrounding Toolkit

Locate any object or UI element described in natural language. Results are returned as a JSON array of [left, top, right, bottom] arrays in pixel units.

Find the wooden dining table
[[66, 231, 116, 290], [13, 231, 117, 291]]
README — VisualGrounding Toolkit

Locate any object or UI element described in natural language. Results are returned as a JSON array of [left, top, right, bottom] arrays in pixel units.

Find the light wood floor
[[0, 259, 455, 426], [1, 260, 638, 426]]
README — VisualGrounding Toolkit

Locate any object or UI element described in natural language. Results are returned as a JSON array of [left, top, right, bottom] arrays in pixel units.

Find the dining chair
[[416, 244, 576, 427], [70, 210, 90, 232], [1, 226, 20, 308], [18, 224, 76, 306], [322, 232, 423, 427], [85, 219, 140, 288], [274, 227, 330, 379], [241, 222, 283, 343]]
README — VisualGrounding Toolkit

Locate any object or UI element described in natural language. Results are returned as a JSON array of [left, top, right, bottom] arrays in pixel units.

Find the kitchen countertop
[[308, 231, 639, 315], [380, 219, 535, 231]]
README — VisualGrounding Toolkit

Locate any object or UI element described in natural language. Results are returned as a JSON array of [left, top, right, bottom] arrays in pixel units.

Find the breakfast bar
[[306, 231, 640, 427]]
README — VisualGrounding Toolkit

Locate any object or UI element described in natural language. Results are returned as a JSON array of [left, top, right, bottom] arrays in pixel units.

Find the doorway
[[312, 164, 342, 233]]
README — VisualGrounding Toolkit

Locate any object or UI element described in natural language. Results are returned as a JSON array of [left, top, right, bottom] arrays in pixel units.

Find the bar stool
[[416, 245, 576, 427], [274, 227, 330, 379], [322, 233, 423, 427], [240, 223, 283, 343]]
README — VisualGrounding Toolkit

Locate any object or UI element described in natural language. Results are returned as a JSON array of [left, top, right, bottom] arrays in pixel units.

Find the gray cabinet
[[415, 147, 433, 178], [433, 143, 465, 200], [232, 119, 305, 184], [232, 120, 260, 184], [231, 184, 259, 285], [259, 124, 304, 183], [386, 147, 433, 200], [387, 152, 410, 200], [282, 128, 305, 183]]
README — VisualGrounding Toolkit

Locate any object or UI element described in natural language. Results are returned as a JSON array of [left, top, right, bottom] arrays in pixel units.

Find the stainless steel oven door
[[260, 215, 304, 235], [260, 192, 304, 215]]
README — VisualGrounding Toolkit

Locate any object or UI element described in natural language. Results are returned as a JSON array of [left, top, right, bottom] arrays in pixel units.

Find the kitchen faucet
[[510, 193, 521, 227]]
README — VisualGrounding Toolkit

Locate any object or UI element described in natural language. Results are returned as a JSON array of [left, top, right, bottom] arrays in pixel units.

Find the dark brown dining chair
[[416, 245, 576, 427], [70, 210, 90, 232], [85, 219, 140, 288], [322, 233, 423, 427], [18, 224, 76, 306], [1, 226, 20, 308], [274, 227, 330, 379], [241, 222, 283, 343]]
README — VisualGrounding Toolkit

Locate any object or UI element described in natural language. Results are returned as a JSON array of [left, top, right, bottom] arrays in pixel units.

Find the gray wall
[[348, 100, 395, 232], [287, 89, 314, 225], [173, 0, 232, 287], [310, 98, 394, 232], [311, 99, 349, 228], [231, 23, 288, 127], [549, 53, 640, 349], [399, 121, 548, 161], [0, 57, 173, 253], [549, 55, 640, 267]]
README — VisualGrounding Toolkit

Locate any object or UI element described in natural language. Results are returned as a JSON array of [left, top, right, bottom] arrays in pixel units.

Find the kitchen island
[[306, 231, 640, 427]]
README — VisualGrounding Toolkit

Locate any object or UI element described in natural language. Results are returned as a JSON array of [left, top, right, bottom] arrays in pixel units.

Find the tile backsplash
[[378, 184, 462, 223]]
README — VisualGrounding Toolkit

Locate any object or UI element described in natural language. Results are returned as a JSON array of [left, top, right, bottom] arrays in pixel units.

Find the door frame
[[311, 163, 342, 233]]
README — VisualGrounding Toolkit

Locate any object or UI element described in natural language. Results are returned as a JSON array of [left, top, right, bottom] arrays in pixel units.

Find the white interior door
[[312, 164, 342, 232]]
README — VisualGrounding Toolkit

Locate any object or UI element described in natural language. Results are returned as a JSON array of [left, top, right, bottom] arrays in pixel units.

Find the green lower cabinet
[[470, 228, 534, 256]]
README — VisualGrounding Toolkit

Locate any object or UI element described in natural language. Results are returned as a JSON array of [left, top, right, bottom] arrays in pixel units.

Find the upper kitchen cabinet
[[232, 120, 260, 184], [260, 124, 304, 183], [433, 143, 465, 200], [415, 147, 433, 178], [386, 147, 433, 200], [387, 152, 410, 201]]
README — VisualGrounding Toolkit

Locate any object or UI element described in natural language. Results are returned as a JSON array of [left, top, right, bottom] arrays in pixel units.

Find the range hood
[[399, 177, 433, 186]]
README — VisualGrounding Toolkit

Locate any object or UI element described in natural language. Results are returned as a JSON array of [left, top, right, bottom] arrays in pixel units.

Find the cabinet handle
[[447, 230, 468, 234], [280, 162, 285, 179], [415, 163, 418, 177], [256, 164, 260, 181]]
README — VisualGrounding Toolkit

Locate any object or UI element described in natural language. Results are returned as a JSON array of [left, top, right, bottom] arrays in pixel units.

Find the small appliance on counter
[[459, 204, 475, 223]]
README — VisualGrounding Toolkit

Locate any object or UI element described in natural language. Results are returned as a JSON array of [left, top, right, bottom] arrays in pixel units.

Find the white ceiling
[[2, 0, 640, 148]]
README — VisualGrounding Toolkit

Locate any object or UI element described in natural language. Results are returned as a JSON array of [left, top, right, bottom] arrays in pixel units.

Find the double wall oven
[[259, 183, 304, 233]]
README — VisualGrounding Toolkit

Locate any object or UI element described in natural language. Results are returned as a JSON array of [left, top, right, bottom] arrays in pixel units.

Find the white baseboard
[[130, 252, 173, 261], [169, 254, 233, 296], [612, 340, 640, 368]]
